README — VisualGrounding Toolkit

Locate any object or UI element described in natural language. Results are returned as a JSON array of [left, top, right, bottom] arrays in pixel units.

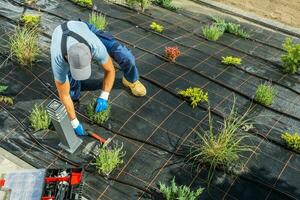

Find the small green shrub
[[154, 0, 177, 11], [89, 12, 107, 30], [281, 132, 300, 151], [281, 37, 300, 74], [255, 82, 277, 106], [178, 87, 208, 108], [187, 99, 253, 182], [93, 142, 125, 176], [202, 25, 223, 41], [30, 104, 51, 131], [87, 99, 110, 125], [211, 16, 227, 32], [126, 0, 151, 12], [212, 17, 249, 38], [150, 22, 164, 33], [226, 23, 249, 38], [74, 0, 93, 7], [221, 56, 242, 65], [0, 84, 13, 106], [9, 27, 39, 66], [20, 14, 41, 27], [159, 177, 204, 200]]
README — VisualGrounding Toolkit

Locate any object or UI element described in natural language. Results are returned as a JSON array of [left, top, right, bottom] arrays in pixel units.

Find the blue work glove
[[71, 118, 86, 136], [95, 98, 108, 113]]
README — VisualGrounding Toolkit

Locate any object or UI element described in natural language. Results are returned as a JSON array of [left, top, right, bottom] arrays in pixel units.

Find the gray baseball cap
[[68, 43, 92, 80]]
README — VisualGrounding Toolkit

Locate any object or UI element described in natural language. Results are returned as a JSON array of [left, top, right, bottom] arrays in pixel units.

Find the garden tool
[[87, 131, 112, 146]]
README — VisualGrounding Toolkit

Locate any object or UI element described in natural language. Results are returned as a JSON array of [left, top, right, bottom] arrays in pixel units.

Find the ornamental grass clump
[[0, 84, 13, 106], [165, 46, 181, 62], [281, 132, 300, 151], [226, 22, 249, 38], [30, 104, 51, 131], [9, 27, 39, 66], [281, 37, 300, 74], [20, 14, 41, 27], [178, 87, 208, 108], [255, 82, 277, 106], [212, 17, 249, 38], [150, 22, 164, 33], [89, 12, 107, 30], [93, 142, 125, 176], [187, 100, 253, 182], [74, 0, 93, 8], [159, 177, 204, 200], [221, 56, 242, 65], [126, 0, 151, 12], [202, 25, 223, 41], [154, 0, 177, 11], [87, 99, 110, 125]]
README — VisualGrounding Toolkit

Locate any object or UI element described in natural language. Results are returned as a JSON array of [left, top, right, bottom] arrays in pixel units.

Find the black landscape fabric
[[0, 0, 299, 199]]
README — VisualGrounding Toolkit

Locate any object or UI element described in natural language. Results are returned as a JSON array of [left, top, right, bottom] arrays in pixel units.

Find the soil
[[213, 0, 300, 28]]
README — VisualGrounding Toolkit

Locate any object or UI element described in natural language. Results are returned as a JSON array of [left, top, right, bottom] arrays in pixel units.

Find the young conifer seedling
[[255, 82, 277, 106], [159, 177, 204, 200], [89, 12, 107, 30], [20, 14, 41, 27], [281, 37, 300, 74], [9, 27, 39, 66], [281, 132, 300, 151], [74, 0, 93, 8], [93, 142, 125, 176], [221, 56, 242, 65], [178, 87, 208, 108], [87, 99, 110, 125], [150, 22, 164, 33], [30, 104, 51, 131], [154, 0, 177, 11]]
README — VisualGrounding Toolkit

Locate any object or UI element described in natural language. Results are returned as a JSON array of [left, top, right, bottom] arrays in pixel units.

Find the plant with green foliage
[[255, 82, 277, 106], [154, 0, 177, 11], [187, 99, 253, 182], [211, 16, 227, 32], [30, 104, 51, 131], [0, 84, 13, 106], [212, 17, 249, 38], [74, 0, 93, 7], [159, 177, 204, 200], [281, 132, 300, 151], [178, 87, 208, 108], [281, 37, 300, 74], [202, 25, 223, 41], [20, 14, 41, 27], [221, 56, 242, 65], [93, 142, 125, 176], [126, 0, 151, 12], [9, 27, 39, 66], [89, 12, 107, 30], [150, 22, 164, 33], [87, 99, 110, 125]]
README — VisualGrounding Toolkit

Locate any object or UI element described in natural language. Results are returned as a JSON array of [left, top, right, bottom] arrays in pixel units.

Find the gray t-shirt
[[50, 21, 109, 83]]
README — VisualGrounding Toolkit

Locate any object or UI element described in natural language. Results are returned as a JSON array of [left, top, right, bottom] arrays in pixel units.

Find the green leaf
[[0, 84, 8, 93]]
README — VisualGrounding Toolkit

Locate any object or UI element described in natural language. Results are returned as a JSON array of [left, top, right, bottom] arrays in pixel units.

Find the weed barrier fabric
[[0, 0, 300, 199]]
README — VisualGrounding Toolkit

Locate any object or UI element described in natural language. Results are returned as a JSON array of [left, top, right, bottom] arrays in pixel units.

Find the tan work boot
[[122, 77, 147, 97]]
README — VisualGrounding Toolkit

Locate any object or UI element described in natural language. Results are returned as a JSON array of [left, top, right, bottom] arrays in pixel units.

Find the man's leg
[[111, 44, 146, 96], [68, 72, 81, 101]]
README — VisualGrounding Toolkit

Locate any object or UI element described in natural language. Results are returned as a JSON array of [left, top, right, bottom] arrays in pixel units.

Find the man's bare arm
[[55, 80, 76, 120], [101, 56, 115, 94]]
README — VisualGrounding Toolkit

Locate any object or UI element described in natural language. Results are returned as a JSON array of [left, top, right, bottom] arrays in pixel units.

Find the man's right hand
[[71, 118, 86, 136]]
